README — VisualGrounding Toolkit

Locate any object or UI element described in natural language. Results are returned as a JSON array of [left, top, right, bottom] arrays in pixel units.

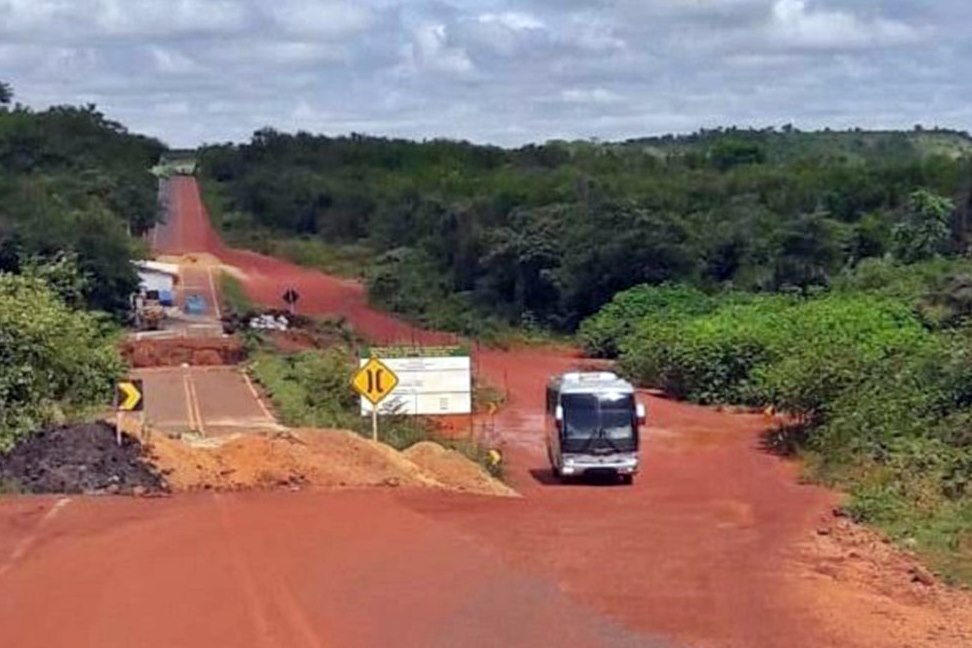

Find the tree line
[[0, 82, 163, 448], [199, 126, 972, 333], [0, 83, 165, 316]]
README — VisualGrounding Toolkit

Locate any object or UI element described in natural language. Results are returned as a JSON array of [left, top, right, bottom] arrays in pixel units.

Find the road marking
[[242, 371, 278, 423], [184, 370, 206, 436], [207, 266, 222, 320], [182, 372, 204, 434], [0, 497, 72, 579]]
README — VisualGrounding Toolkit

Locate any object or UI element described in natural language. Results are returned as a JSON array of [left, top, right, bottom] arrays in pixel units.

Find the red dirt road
[[3, 176, 969, 648]]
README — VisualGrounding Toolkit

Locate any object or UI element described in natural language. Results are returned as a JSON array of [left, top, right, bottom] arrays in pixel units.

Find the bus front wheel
[[619, 473, 634, 486]]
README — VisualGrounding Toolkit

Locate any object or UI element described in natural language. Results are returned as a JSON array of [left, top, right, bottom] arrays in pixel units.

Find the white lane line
[[0, 497, 72, 579], [207, 266, 222, 320], [242, 371, 278, 423]]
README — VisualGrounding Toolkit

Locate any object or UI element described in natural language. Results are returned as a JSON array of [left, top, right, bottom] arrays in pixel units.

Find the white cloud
[[768, 0, 921, 49], [0, 0, 965, 147], [400, 22, 474, 75], [560, 88, 624, 105], [268, 0, 373, 37], [477, 11, 544, 32], [150, 46, 203, 75], [93, 0, 250, 36]]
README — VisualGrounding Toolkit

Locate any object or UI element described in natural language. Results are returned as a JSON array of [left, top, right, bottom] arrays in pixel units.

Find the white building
[[134, 261, 179, 305]]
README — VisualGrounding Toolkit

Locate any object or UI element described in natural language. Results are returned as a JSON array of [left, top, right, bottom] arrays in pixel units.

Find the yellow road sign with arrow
[[115, 379, 144, 412]]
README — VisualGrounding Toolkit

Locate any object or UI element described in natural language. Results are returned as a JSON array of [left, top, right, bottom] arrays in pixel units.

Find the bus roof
[[548, 371, 636, 395]]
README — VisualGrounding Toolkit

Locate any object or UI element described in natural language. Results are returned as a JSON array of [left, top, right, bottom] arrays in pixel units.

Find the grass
[[219, 271, 253, 315], [245, 346, 503, 478], [814, 455, 972, 586], [261, 238, 372, 279]]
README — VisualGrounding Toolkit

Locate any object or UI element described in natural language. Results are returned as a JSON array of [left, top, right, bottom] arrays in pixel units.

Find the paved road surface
[[133, 366, 280, 436]]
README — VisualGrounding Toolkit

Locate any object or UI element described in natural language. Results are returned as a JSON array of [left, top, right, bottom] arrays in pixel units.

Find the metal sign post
[[113, 379, 145, 446], [282, 288, 300, 315], [351, 357, 399, 442]]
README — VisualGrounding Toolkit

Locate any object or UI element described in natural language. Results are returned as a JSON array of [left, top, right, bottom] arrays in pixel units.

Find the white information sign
[[359, 355, 472, 416]]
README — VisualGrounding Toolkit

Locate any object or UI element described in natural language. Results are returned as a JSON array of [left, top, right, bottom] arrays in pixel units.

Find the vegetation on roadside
[[582, 260, 972, 583], [202, 182, 370, 278], [218, 271, 254, 315], [0, 83, 165, 318], [246, 347, 501, 476], [198, 127, 972, 336], [0, 271, 124, 452]]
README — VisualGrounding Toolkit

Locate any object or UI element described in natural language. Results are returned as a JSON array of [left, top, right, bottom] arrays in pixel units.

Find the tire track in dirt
[[214, 493, 328, 648]]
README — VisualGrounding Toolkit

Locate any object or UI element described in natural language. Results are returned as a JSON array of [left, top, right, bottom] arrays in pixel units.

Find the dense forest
[[201, 127, 972, 578], [0, 85, 165, 315], [199, 127, 972, 333], [0, 84, 163, 448]]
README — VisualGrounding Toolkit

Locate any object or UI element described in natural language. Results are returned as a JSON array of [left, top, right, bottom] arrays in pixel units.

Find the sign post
[[282, 288, 300, 315], [351, 357, 399, 442], [113, 379, 145, 446]]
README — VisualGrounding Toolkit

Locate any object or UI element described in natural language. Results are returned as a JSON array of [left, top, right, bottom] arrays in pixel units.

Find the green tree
[[0, 81, 12, 106], [892, 189, 954, 264], [0, 273, 123, 450]]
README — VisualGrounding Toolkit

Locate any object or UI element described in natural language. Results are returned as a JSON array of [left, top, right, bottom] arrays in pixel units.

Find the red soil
[[121, 337, 244, 367], [2, 176, 968, 648]]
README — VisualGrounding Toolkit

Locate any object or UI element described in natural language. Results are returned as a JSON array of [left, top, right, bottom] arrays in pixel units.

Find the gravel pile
[[0, 422, 165, 495]]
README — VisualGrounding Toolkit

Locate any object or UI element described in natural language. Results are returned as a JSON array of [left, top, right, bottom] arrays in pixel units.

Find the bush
[[0, 273, 123, 451], [248, 349, 357, 428], [578, 284, 716, 358], [605, 283, 972, 580], [619, 293, 929, 411]]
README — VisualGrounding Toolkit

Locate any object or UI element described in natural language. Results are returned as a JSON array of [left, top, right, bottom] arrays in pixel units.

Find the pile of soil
[[147, 429, 439, 491], [0, 423, 164, 495], [145, 429, 516, 497], [403, 441, 518, 498], [121, 337, 244, 367]]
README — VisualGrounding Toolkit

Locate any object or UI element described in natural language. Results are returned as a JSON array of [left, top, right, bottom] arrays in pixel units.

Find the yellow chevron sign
[[115, 380, 144, 412]]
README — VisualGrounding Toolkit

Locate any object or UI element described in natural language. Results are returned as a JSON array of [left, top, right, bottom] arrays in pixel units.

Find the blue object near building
[[158, 289, 174, 307], [184, 294, 206, 315]]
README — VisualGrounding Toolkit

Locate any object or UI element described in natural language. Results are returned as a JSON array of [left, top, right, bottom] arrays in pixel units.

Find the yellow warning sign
[[115, 380, 144, 412], [351, 357, 399, 406]]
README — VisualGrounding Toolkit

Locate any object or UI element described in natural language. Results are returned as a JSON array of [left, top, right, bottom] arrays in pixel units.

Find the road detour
[[0, 423, 515, 499]]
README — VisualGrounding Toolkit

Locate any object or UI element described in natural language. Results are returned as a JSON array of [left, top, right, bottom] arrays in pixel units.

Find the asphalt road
[[133, 366, 280, 436]]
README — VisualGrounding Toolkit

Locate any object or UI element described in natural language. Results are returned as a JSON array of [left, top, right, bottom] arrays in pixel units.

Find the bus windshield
[[561, 393, 637, 453]]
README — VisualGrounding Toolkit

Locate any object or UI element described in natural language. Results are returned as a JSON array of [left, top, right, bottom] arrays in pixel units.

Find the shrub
[[578, 283, 716, 358], [0, 273, 123, 451]]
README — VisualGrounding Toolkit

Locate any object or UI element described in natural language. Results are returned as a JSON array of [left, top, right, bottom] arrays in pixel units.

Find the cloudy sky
[[1, 0, 969, 147]]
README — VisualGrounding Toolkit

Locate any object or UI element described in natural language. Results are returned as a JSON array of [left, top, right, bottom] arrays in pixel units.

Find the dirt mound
[[146, 429, 442, 491], [0, 423, 164, 495], [403, 441, 518, 497], [121, 337, 244, 367], [790, 509, 972, 647]]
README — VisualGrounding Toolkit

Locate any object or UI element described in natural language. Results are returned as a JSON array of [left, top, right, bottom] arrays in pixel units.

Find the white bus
[[544, 371, 645, 485]]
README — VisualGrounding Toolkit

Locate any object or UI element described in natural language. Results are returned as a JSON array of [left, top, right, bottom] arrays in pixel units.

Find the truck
[[132, 290, 165, 331], [544, 371, 645, 485]]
